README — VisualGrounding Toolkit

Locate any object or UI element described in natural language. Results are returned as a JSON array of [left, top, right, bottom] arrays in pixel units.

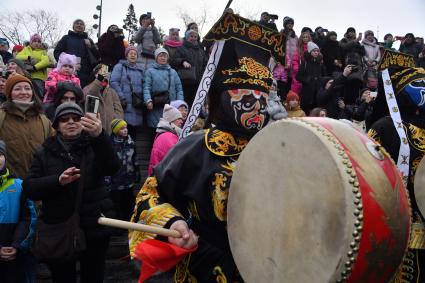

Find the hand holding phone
[[80, 114, 102, 137], [99, 64, 109, 76]]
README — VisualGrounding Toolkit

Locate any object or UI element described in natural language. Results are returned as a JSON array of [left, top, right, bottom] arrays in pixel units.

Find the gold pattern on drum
[[212, 160, 235, 221]]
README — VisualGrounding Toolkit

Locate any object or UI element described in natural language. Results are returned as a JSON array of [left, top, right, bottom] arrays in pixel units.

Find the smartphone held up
[[85, 95, 100, 116]]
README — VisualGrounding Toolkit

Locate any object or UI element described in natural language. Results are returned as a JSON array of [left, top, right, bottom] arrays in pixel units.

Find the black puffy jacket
[[54, 30, 100, 87], [170, 40, 207, 84], [23, 131, 120, 239]]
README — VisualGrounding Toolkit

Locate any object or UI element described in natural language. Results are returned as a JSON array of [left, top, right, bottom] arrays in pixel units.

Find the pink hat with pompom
[[30, 34, 42, 43]]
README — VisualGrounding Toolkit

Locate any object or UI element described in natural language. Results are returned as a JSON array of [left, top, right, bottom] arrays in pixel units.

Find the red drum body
[[228, 118, 411, 283]]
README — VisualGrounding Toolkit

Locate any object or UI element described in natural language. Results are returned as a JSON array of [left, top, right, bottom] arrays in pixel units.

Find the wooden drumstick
[[98, 217, 181, 238]]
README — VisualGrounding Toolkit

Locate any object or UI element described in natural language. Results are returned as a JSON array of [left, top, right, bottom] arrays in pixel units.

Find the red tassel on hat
[[134, 239, 197, 283]]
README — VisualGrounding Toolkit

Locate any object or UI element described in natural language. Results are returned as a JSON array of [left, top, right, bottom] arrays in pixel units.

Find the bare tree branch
[[176, 0, 213, 35], [0, 11, 26, 45], [0, 9, 65, 47]]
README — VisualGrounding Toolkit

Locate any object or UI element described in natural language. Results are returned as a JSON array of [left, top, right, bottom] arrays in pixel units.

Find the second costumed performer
[[368, 50, 425, 283]]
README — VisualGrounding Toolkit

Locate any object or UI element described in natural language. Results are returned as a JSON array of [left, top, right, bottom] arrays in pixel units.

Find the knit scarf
[[12, 100, 34, 113], [164, 40, 182, 48], [57, 134, 81, 152]]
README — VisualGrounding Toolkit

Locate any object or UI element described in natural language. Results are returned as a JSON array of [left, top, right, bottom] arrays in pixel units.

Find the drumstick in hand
[[98, 217, 181, 238]]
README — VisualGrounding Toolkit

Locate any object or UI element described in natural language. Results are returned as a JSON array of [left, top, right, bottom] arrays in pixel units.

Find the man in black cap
[[340, 27, 365, 67], [130, 11, 285, 282], [313, 26, 327, 48], [133, 13, 161, 67], [257, 12, 278, 31]]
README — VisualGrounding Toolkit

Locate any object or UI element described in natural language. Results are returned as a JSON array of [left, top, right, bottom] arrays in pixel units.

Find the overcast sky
[[2, 0, 424, 45]]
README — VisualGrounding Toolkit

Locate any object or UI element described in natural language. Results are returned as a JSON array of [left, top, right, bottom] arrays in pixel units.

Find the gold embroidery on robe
[[175, 255, 198, 283], [407, 124, 425, 152], [213, 266, 228, 283], [129, 176, 182, 256], [205, 129, 248, 157], [188, 200, 200, 221], [212, 160, 235, 221], [368, 128, 382, 145]]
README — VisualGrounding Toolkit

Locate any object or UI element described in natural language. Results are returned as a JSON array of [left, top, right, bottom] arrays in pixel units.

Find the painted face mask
[[222, 89, 269, 132], [404, 79, 425, 110]]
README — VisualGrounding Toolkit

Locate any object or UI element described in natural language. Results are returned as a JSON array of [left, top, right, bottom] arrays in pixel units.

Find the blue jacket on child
[[0, 169, 37, 250]]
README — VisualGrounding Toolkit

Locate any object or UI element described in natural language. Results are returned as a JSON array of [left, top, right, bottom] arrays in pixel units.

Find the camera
[[351, 65, 359, 72], [146, 12, 152, 18], [0, 70, 11, 79], [269, 14, 279, 20]]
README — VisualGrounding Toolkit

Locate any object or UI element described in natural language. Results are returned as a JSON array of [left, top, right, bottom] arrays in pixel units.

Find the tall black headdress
[[180, 11, 285, 138]]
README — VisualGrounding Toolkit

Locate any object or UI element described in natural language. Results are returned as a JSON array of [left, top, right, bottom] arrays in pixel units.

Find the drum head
[[228, 119, 350, 282], [414, 157, 425, 214]]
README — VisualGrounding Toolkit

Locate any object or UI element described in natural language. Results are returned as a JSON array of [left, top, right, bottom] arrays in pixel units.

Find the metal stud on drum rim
[[228, 118, 410, 283]]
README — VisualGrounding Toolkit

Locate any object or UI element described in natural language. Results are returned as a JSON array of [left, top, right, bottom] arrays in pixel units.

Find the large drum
[[228, 118, 411, 283]]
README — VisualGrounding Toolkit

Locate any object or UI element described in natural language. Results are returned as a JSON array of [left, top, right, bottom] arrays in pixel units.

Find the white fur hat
[[163, 104, 182, 123], [307, 41, 320, 53]]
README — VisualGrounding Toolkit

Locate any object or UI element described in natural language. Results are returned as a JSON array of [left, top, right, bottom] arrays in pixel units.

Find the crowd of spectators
[[0, 9, 424, 283]]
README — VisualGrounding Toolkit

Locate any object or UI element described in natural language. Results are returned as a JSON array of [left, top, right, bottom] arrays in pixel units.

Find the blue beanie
[[185, 29, 197, 40]]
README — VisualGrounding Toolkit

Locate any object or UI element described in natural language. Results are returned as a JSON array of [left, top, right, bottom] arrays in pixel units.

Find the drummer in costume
[[129, 12, 285, 282], [367, 50, 425, 282]]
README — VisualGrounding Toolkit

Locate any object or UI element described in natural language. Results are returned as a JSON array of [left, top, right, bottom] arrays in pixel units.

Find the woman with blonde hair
[[297, 31, 312, 60]]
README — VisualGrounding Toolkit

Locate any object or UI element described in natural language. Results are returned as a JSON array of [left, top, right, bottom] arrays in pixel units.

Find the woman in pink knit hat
[[15, 33, 50, 97]]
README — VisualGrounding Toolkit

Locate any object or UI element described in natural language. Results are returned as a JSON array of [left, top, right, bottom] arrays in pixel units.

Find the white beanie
[[163, 104, 182, 123], [154, 47, 169, 60], [307, 41, 320, 54]]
